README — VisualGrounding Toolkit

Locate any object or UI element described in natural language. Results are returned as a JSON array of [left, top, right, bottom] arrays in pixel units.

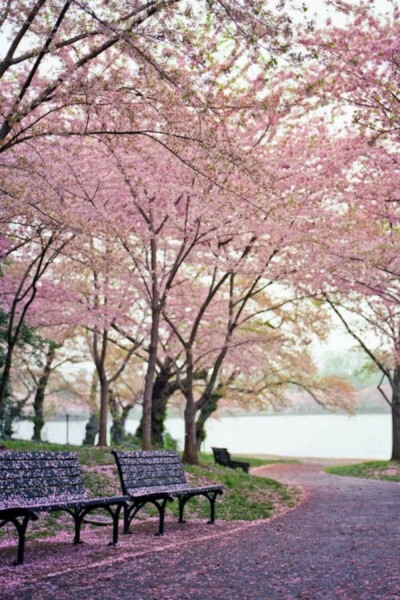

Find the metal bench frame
[[112, 450, 223, 536], [0, 450, 129, 565]]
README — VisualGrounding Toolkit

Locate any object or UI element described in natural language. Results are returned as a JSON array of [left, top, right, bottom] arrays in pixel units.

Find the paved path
[[4, 462, 400, 599]]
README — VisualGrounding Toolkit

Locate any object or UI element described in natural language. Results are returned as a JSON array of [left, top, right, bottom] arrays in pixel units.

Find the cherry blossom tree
[[0, 146, 78, 416], [298, 8, 400, 456], [0, 0, 294, 156]]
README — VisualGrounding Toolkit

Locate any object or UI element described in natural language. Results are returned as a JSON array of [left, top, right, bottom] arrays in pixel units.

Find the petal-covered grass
[[183, 456, 300, 521], [325, 460, 400, 482]]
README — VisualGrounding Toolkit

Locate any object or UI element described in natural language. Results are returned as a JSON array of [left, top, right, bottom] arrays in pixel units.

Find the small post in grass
[[66, 413, 70, 446]]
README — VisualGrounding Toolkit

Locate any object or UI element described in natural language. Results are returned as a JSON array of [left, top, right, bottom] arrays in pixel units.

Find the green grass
[[0, 440, 301, 540], [183, 460, 299, 521], [325, 460, 400, 482]]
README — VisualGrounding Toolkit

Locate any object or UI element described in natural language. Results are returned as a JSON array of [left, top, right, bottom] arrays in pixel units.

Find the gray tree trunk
[[32, 344, 56, 441], [391, 366, 400, 461]]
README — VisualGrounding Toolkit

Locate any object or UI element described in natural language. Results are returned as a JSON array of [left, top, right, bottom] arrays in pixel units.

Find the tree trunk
[[97, 377, 109, 446], [120, 404, 132, 436], [109, 388, 134, 446], [136, 364, 178, 447], [141, 308, 160, 450], [32, 344, 55, 442], [182, 396, 198, 464], [83, 413, 100, 446], [195, 392, 220, 453], [109, 388, 121, 446], [391, 367, 400, 460], [83, 371, 99, 445], [0, 350, 12, 421]]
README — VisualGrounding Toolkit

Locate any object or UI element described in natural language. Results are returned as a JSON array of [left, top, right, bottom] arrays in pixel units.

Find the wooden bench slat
[[116, 450, 178, 458], [117, 457, 181, 467], [125, 476, 186, 488], [123, 472, 186, 484], [0, 467, 82, 480], [0, 459, 79, 470], [0, 476, 84, 491], [0, 451, 77, 460], [117, 465, 184, 477], [0, 484, 88, 499]]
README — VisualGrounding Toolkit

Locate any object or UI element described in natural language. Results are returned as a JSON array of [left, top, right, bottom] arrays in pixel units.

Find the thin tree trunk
[[83, 370, 99, 446], [97, 377, 109, 446], [120, 404, 132, 434], [0, 351, 12, 421], [141, 230, 160, 450], [183, 397, 198, 464], [32, 343, 55, 441], [83, 413, 100, 446], [142, 308, 160, 450], [391, 366, 400, 460], [181, 347, 198, 464], [108, 388, 123, 446], [109, 388, 134, 446]]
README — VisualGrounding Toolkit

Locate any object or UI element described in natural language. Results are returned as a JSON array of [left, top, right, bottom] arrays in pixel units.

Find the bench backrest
[[112, 450, 188, 495], [212, 447, 231, 466], [0, 451, 88, 508]]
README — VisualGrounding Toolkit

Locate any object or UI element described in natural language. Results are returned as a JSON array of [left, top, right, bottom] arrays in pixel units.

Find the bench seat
[[0, 495, 127, 513], [113, 450, 224, 535]]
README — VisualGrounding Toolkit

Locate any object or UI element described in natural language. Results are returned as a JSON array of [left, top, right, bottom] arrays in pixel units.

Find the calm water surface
[[14, 413, 391, 460]]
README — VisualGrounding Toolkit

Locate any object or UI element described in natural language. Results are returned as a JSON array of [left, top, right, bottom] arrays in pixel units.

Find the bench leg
[[123, 498, 171, 536], [123, 501, 145, 534], [71, 509, 84, 545], [63, 507, 86, 544], [178, 491, 221, 526], [108, 504, 122, 546], [205, 491, 220, 524], [178, 495, 190, 524], [153, 497, 169, 536], [68, 504, 124, 546], [9, 514, 32, 565], [123, 503, 130, 534]]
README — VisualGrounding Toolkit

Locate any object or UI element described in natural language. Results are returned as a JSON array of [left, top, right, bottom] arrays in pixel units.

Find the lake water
[[13, 413, 392, 460]]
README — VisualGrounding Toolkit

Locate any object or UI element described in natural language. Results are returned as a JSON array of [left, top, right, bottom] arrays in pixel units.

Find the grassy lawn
[[0, 440, 301, 541], [325, 460, 400, 482]]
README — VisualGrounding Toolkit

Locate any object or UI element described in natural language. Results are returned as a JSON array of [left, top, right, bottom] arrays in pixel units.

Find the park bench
[[112, 450, 224, 536], [0, 450, 129, 565], [212, 447, 250, 473]]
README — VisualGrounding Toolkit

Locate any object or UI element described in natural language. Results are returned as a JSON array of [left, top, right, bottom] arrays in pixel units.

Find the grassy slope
[[325, 460, 400, 482], [0, 441, 301, 540]]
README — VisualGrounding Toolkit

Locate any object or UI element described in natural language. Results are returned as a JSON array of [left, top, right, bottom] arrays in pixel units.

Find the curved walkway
[[4, 461, 400, 599]]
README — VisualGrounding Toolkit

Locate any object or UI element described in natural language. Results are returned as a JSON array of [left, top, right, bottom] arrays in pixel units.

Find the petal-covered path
[[3, 461, 400, 600]]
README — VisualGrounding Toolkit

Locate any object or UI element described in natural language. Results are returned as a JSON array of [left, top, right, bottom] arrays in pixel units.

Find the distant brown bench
[[0, 450, 129, 565], [212, 447, 250, 473], [112, 450, 224, 535]]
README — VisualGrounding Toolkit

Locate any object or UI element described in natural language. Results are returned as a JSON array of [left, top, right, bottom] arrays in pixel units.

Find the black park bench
[[0, 450, 129, 565], [212, 447, 250, 473], [112, 450, 224, 536]]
